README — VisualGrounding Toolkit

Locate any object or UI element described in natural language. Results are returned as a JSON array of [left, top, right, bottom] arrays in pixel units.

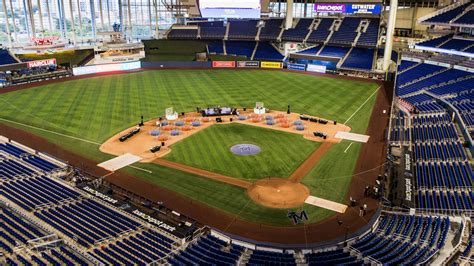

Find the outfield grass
[[0, 70, 378, 225], [165, 123, 320, 180]]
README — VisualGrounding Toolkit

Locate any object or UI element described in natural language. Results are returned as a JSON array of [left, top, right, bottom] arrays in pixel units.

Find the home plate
[[98, 153, 142, 171], [305, 196, 347, 213], [334, 131, 369, 143]]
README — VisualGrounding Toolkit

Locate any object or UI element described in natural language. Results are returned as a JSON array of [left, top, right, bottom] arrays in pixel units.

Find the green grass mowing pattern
[[301, 91, 377, 204], [164, 123, 320, 180], [0, 70, 379, 225], [1, 120, 333, 226]]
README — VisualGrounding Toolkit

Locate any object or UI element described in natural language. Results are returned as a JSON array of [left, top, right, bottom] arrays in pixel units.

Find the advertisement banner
[[314, 4, 346, 13], [314, 3, 381, 14], [27, 58, 57, 68], [237, 61, 260, 68], [287, 63, 306, 71], [260, 61, 283, 69], [72, 61, 141, 76], [199, 0, 261, 19], [212, 61, 236, 68], [307, 64, 326, 73], [346, 4, 382, 14]]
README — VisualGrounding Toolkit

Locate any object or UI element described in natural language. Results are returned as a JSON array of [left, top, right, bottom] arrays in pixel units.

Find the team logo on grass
[[230, 144, 261, 156]]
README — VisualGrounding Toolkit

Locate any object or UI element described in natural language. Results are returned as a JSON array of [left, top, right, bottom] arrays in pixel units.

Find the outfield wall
[[141, 61, 212, 68], [70, 60, 385, 81]]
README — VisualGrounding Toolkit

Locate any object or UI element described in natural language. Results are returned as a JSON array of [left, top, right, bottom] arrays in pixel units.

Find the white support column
[[99, 0, 104, 31], [383, 0, 398, 72], [45, 0, 52, 33], [76, 0, 83, 38], [147, 0, 152, 37], [2, 0, 12, 48], [153, 0, 159, 38], [27, 0, 36, 38], [36, 0, 44, 35], [106, 0, 111, 29], [285, 0, 293, 29], [68, 0, 76, 45], [9, 0, 17, 42], [60, 0, 68, 39], [127, 0, 132, 39]]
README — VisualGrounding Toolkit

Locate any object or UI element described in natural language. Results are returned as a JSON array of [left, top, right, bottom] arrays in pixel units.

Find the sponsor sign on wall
[[306, 64, 326, 73], [27, 58, 57, 68], [287, 63, 306, 71], [199, 0, 261, 19], [212, 61, 236, 68], [260, 61, 283, 69], [346, 4, 382, 14], [314, 3, 346, 13], [72, 61, 141, 76], [129, 209, 177, 233], [314, 3, 381, 14], [82, 186, 119, 205], [237, 61, 260, 68]]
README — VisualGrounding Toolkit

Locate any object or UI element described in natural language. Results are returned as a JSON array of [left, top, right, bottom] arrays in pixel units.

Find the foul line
[[0, 118, 101, 145], [343, 142, 354, 153], [1, 118, 154, 174], [343, 86, 380, 125], [129, 165, 153, 174]]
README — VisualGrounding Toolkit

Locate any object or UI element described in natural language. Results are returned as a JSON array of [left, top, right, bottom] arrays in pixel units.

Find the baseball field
[[0, 69, 379, 225]]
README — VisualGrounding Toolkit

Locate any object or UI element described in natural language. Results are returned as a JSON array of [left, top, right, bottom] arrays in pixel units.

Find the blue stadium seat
[[0, 49, 18, 65], [306, 18, 334, 43], [254, 42, 284, 61], [329, 17, 361, 45], [228, 20, 258, 40], [341, 48, 374, 70], [225, 41, 256, 58], [259, 19, 283, 41]]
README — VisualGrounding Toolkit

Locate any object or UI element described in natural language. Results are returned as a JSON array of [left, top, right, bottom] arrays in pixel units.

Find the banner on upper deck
[[314, 3, 382, 14]]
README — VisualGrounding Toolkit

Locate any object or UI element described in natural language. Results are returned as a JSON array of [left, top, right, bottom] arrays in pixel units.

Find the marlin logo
[[287, 210, 308, 225]]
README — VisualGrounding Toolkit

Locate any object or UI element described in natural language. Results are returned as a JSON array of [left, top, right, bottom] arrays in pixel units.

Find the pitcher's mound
[[247, 178, 310, 208]]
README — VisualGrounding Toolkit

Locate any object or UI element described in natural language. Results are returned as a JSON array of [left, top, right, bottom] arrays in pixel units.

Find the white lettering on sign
[[132, 209, 176, 232], [405, 153, 411, 171], [27, 58, 57, 68], [83, 186, 118, 204], [405, 178, 412, 201], [352, 4, 375, 9]]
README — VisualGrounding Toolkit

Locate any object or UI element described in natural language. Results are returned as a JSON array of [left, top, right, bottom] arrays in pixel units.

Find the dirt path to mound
[[153, 140, 332, 209], [154, 159, 252, 189], [288, 142, 333, 182]]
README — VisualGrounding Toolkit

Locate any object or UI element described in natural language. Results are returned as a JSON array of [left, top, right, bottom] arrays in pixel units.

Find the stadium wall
[[141, 61, 212, 68], [210, 208, 382, 250]]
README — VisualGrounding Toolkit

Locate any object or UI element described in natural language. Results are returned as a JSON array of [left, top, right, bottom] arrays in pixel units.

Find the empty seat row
[[351, 214, 449, 264], [89, 229, 172, 265], [418, 190, 473, 211], [1, 175, 80, 210], [411, 123, 458, 142], [35, 198, 141, 247], [415, 161, 472, 189], [414, 141, 467, 161]]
